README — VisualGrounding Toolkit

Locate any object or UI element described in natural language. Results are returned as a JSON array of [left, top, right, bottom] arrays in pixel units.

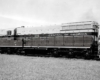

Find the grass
[[0, 54, 100, 80]]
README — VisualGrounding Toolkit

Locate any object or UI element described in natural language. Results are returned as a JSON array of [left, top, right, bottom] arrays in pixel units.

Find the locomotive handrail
[[60, 28, 95, 31]]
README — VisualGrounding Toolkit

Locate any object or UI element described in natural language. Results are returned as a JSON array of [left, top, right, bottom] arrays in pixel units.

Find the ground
[[0, 54, 100, 80]]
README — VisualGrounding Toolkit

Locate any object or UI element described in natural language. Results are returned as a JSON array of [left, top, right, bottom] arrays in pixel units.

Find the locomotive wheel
[[53, 50, 58, 57], [85, 51, 91, 59], [21, 50, 26, 55], [7, 49, 11, 54], [68, 52, 73, 58], [6, 48, 12, 54], [52, 49, 59, 57]]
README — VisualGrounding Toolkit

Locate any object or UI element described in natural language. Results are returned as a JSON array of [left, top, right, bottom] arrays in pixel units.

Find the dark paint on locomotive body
[[0, 21, 99, 59]]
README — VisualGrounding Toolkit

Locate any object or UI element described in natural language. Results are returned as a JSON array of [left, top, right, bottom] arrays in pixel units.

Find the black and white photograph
[[0, 0, 100, 80]]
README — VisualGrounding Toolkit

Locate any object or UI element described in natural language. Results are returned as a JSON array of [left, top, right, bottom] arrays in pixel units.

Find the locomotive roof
[[16, 21, 99, 35], [0, 21, 99, 36], [61, 21, 99, 31], [17, 25, 62, 35], [62, 21, 98, 26]]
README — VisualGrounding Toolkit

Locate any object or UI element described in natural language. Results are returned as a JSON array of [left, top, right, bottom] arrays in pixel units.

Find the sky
[[0, 0, 100, 29]]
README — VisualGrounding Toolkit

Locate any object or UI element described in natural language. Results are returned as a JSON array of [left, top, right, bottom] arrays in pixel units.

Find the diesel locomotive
[[0, 21, 99, 59]]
